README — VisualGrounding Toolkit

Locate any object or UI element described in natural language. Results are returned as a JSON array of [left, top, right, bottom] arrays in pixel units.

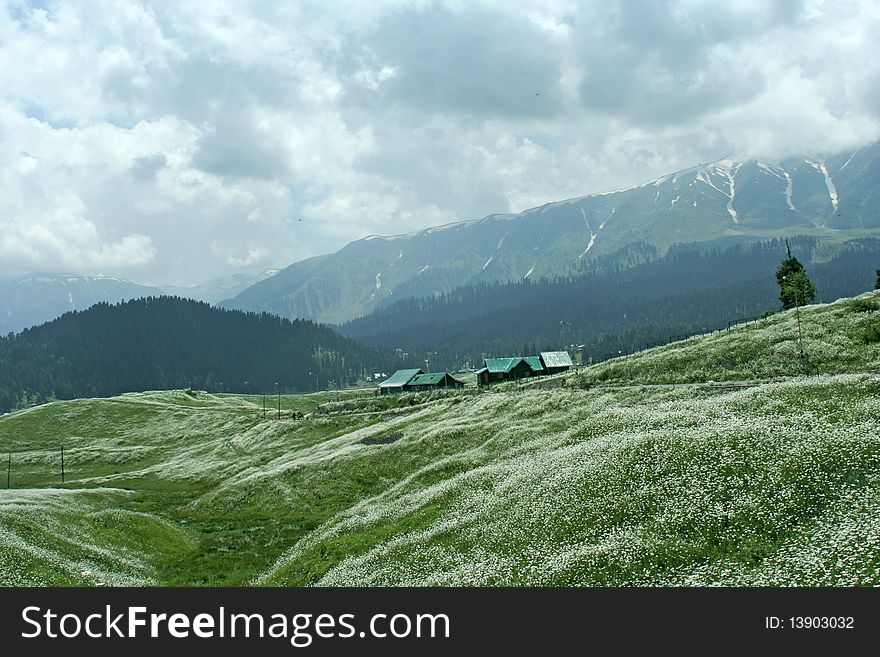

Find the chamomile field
[[1, 292, 879, 586]]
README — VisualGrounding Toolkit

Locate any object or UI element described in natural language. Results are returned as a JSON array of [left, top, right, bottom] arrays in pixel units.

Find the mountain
[[161, 268, 280, 304], [222, 142, 880, 324], [0, 296, 393, 412], [340, 236, 880, 369], [0, 273, 163, 335]]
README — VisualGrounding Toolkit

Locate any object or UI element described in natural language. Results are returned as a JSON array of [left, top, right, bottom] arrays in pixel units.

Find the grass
[[1, 292, 878, 586], [577, 289, 880, 385]]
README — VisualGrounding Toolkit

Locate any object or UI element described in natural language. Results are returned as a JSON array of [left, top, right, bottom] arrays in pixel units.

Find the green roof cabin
[[404, 372, 464, 391], [476, 357, 541, 386], [540, 351, 573, 374], [378, 368, 423, 395]]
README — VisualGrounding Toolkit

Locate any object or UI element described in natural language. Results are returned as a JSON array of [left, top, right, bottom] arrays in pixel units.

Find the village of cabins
[[378, 351, 574, 394]]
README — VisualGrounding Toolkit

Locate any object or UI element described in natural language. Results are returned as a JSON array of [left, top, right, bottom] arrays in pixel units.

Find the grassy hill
[[1, 292, 878, 586], [579, 290, 880, 384]]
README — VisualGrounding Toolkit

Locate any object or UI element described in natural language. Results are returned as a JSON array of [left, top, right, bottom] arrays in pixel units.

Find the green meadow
[[1, 292, 878, 586]]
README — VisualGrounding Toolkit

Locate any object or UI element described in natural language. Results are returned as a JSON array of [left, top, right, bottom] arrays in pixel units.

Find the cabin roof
[[408, 372, 449, 386], [484, 357, 523, 373], [522, 356, 544, 371], [378, 368, 424, 388], [540, 351, 574, 368]]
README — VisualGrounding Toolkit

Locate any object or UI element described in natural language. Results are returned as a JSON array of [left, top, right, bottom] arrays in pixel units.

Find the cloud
[[226, 245, 271, 268], [130, 153, 167, 182], [0, 0, 878, 285]]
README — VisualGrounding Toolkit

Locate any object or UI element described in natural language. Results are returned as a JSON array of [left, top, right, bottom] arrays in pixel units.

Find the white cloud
[[0, 0, 878, 284]]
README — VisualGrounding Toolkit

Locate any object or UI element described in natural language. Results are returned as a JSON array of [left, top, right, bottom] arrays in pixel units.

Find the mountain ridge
[[0, 269, 282, 334], [222, 142, 880, 324]]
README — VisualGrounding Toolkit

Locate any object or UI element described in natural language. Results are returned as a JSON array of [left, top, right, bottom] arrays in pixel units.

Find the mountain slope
[[0, 274, 163, 335], [340, 236, 880, 369], [1, 292, 878, 586], [223, 142, 880, 324]]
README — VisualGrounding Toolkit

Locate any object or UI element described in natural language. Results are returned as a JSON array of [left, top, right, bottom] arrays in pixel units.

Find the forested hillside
[[0, 297, 393, 412], [342, 237, 880, 367]]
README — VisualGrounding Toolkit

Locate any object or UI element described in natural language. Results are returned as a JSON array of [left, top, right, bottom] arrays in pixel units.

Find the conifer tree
[[776, 241, 816, 310]]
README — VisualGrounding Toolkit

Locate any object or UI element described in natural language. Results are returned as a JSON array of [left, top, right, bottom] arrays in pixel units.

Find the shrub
[[861, 322, 880, 344], [848, 298, 879, 313]]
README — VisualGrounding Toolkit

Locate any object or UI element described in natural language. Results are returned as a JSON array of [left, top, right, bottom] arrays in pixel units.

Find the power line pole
[[60, 445, 65, 484], [276, 382, 281, 420], [6, 453, 10, 489]]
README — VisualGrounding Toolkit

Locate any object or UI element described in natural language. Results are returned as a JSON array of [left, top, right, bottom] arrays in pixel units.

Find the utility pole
[[276, 382, 281, 420], [262, 394, 266, 419], [60, 445, 65, 484], [6, 453, 10, 489]]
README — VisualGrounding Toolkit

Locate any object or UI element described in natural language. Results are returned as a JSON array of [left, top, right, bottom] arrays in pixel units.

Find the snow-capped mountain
[[0, 274, 163, 334], [223, 142, 880, 324]]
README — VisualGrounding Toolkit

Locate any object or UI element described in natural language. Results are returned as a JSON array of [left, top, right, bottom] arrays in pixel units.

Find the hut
[[378, 368, 423, 395], [477, 357, 539, 385], [404, 372, 464, 392], [540, 351, 574, 374]]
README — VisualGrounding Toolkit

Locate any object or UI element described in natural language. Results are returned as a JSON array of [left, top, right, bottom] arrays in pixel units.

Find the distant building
[[540, 351, 574, 374], [522, 356, 545, 375], [476, 357, 540, 385], [378, 368, 423, 395], [475, 351, 573, 385], [404, 372, 464, 391]]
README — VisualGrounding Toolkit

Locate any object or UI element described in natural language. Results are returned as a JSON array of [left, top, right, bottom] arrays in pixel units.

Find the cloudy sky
[[1, 0, 879, 285]]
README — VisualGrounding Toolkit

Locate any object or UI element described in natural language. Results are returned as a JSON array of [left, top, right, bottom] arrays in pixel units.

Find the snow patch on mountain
[[783, 171, 796, 211], [839, 150, 858, 172], [806, 159, 839, 212], [754, 161, 796, 211], [718, 161, 740, 224], [579, 233, 598, 259]]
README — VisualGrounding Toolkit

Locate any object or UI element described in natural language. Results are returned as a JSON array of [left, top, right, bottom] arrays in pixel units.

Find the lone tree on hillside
[[875, 267, 879, 290], [775, 241, 816, 310]]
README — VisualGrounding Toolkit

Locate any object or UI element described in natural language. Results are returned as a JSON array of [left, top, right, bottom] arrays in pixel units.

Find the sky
[[1, 0, 879, 286]]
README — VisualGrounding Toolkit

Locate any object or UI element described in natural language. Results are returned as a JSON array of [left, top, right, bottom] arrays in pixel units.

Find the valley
[[2, 291, 877, 586]]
